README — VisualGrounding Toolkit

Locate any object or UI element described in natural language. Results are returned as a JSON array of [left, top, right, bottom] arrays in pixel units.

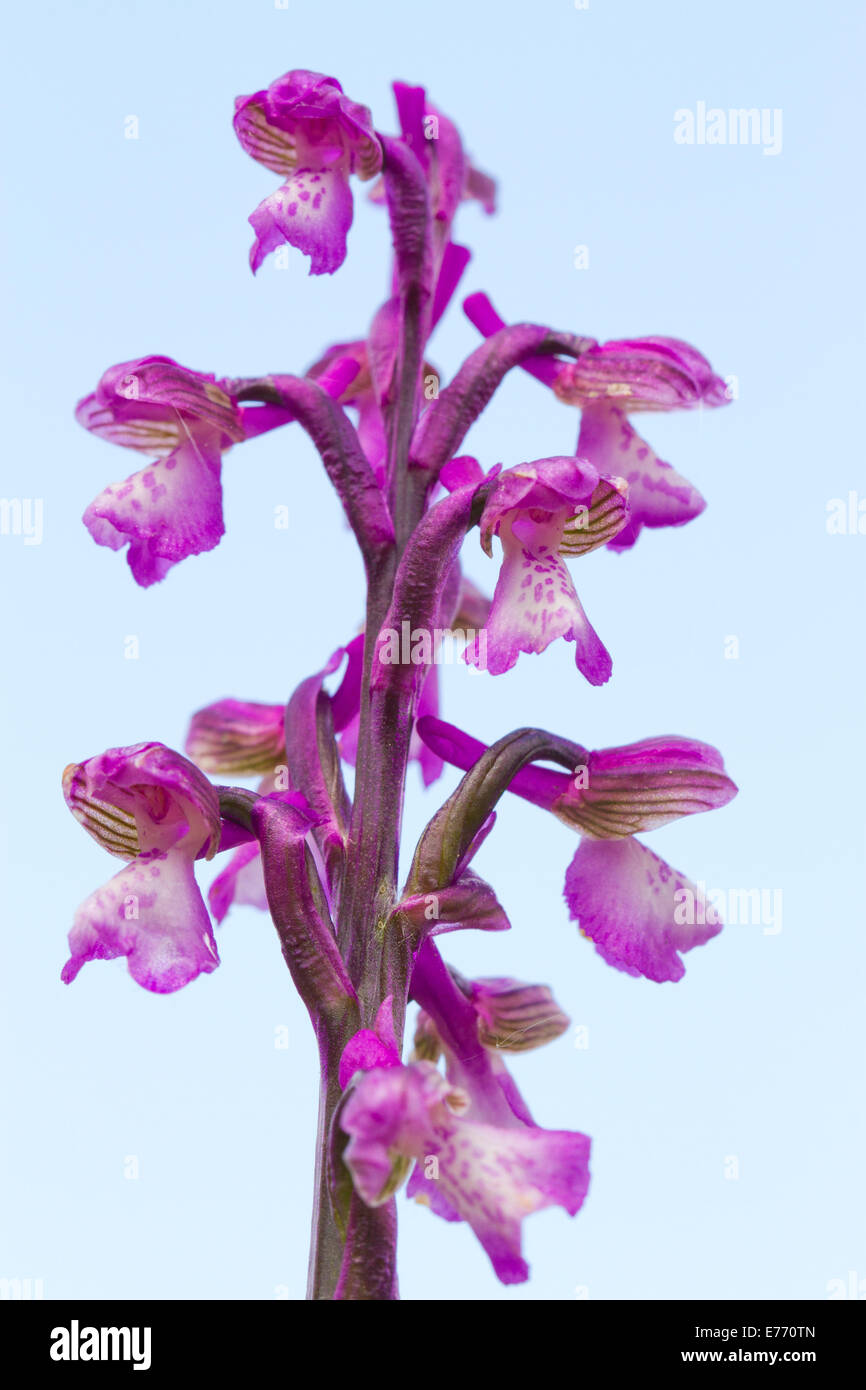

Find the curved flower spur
[[66, 69, 736, 1299]]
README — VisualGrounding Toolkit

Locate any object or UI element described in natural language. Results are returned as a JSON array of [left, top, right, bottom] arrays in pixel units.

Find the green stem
[[306, 1029, 348, 1300]]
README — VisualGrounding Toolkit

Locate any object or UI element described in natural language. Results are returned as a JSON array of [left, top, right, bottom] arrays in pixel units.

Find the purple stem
[[305, 138, 436, 1300]]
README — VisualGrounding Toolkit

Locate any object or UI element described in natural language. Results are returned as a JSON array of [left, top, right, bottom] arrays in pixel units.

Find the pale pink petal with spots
[[578, 403, 705, 550], [465, 514, 611, 683], [62, 853, 220, 994], [248, 168, 354, 276], [83, 431, 225, 587], [564, 836, 722, 983]]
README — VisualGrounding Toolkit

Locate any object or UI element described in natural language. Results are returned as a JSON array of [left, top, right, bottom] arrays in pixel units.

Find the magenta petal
[[431, 241, 472, 330], [554, 335, 728, 411], [415, 716, 484, 776], [371, 995, 399, 1055], [464, 163, 497, 215], [413, 716, 567, 815], [249, 168, 353, 276], [426, 106, 467, 225], [76, 357, 244, 453], [83, 433, 226, 588], [462, 289, 505, 338], [395, 870, 511, 939], [337, 711, 360, 767], [238, 403, 296, 438], [208, 841, 268, 924], [462, 292, 562, 386], [409, 667, 444, 786], [209, 819, 257, 857], [234, 71, 381, 180], [415, 718, 736, 832], [438, 455, 484, 491], [341, 1038, 397, 1090], [339, 999, 402, 1089], [469, 976, 570, 1052], [405, 1166, 462, 1221], [552, 735, 738, 838], [444, 1122, 589, 1284], [316, 354, 363, 400], [339, 1033, 401, 1089], [591, 734, 727, 776], [350, 398, 386, 485], [63, 742, 221, 861], [393, 80, 428, 155], [564, 837, 722, 983], [185, 699, 285, 775], [366, 297, 400, 411], [569, 606, 613, 685], [477, 457, 599, 553], [330, 633, 364, 733], [63, 853, 219, 994], [451, 812, 497, 879]]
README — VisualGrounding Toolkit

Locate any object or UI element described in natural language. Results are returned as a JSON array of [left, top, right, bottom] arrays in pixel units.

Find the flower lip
[[576, 402, 707, 551], [247, 169, 355, 277], [564, 837, 723, 983], [62, 852, 221, 994]]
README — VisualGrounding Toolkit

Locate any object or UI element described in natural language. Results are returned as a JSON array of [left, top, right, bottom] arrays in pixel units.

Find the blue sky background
[[1, 0, 864, 1301]]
